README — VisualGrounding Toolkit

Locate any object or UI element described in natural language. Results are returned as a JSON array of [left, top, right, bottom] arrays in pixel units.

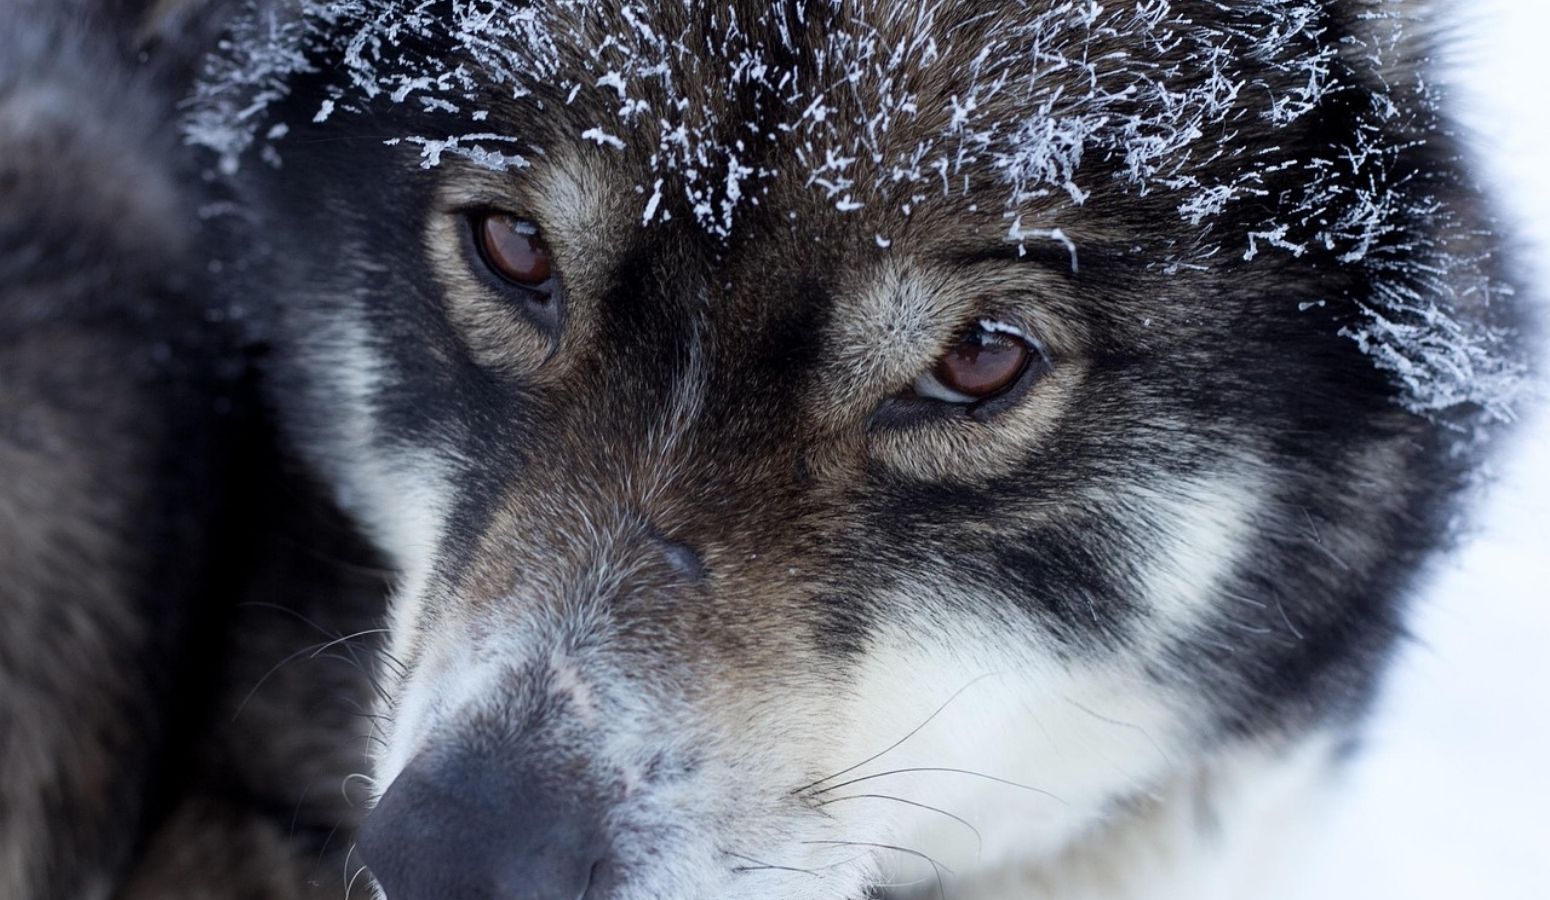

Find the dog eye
[[870, 322, 1049, 430], [474, 212, 553, 288], [912, 323, 1035, 404]]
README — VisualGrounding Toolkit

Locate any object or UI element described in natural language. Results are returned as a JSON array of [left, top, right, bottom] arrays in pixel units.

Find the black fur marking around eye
[[811, 593, 874, 659], [990, 538, 1141, 647]]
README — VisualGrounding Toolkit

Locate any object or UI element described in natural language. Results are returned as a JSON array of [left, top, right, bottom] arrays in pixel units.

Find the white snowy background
[[1294, 3, 1549, 898]]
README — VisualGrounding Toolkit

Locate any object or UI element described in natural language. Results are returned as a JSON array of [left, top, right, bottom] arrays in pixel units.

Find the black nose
[[359, 746, 611, 900]]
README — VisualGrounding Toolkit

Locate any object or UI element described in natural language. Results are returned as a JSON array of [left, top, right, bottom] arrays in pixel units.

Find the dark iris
[[475, 213, 552, 288], [934, 329, 1030, 398]]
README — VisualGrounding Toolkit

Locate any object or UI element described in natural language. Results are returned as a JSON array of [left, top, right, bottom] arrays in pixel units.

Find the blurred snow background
[[1294, 3, 1549, 897]]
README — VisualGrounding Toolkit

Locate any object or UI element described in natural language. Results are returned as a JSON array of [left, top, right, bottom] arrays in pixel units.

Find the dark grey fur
[[1, 3, 217, 894], [3, 3, 387, 898]]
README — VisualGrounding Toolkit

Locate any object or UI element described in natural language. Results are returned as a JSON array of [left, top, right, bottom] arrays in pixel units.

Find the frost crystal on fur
[[184, 0, 1527, 425]]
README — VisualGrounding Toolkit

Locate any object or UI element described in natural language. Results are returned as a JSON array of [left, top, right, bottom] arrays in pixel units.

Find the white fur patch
[[816, 629, 1196, 885], [1125, 472, 1265, 630], [311, 314, 452, 583]]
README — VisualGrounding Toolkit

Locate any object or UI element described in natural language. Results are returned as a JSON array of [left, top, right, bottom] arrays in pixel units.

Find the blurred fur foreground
[[2, 2, 386, 896], [0, 1, 1529, 899]]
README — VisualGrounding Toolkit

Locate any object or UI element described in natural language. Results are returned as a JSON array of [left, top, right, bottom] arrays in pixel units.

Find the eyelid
[[975, 317, 1039, 349], [444, 193, 527, 215], [971, 316, 1054, 379], [878, 316, 1051, 427], [911, 370, 975, 403]]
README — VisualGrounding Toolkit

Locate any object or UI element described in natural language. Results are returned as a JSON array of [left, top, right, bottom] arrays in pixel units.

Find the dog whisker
[[374, 649, 410, 678], [340, 842, 359, 895], [724, 847, 873, 877], [341, 772, 377, 807], [812, 767, 1066, 806], [234, 602, 387, 670], [816, 794, 984, 857], [308, 628, 393, 659], [345, 864, 371, 900], [287, 782, 313, 839], [236, 600, 404, 683], [342, 836, 371, 900], [314, 821, 343, 869], [234, 601, 342, 637], [795, 672, 1003, 795], [802, 840, 950, 900], [1062, 697, 1175, 769], [722, 849, 821, 877], [233, 641, 347, 722]]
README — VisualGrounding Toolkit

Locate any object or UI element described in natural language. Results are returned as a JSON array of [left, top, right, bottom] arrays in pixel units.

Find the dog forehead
[[448, 0, 1179, 238], [186, 0, 1529, 425], [503, 1, 1081, 301], [209, 1, 1335, 252]]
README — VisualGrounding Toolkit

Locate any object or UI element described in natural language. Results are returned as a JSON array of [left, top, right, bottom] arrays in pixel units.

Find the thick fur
[[2, 3, 387, 898], [0, 1, 1531, 899], [0, 3, 220, 894], [194, 2, 1525, 899]]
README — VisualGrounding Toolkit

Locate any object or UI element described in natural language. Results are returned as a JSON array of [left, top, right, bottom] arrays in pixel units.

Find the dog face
[[195, 1, 1519, 897]]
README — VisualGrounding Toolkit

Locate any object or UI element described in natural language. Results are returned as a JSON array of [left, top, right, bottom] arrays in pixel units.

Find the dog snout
[[360, 745, 613, 900]]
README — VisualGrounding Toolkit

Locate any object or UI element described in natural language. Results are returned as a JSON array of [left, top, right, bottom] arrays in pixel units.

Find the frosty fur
[[187, 0, 1527, 426]]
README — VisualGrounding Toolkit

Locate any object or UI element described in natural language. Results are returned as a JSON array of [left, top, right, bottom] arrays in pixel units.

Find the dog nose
[[359, 746, 611, 900]]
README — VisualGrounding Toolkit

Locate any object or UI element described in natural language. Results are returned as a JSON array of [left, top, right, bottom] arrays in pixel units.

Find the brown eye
[[931, 328, 1031, 399], [475, 213, 552, 288], [873, 322, 1047, 430]]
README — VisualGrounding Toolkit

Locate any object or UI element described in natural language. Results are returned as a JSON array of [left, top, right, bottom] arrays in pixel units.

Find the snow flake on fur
[[184, 0, 1528, 426]]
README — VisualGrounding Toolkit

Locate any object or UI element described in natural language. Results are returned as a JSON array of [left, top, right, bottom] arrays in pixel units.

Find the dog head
[[193, 1, 1523, 897]]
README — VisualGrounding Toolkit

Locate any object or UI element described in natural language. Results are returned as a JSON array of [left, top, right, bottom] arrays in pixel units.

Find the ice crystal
[[183, 0, 1527, 426]]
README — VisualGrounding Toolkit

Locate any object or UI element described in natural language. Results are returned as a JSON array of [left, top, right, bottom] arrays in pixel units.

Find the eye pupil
[[935, 331, 1030, 397], [477, 213, 552, 288]]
